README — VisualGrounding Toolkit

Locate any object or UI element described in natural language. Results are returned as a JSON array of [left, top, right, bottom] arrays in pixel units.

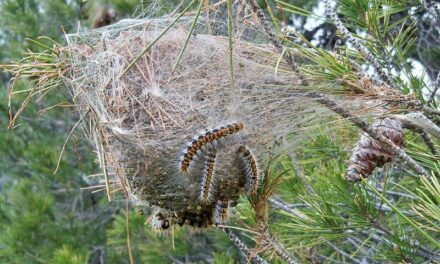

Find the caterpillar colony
[[61, 9, 383, 229]]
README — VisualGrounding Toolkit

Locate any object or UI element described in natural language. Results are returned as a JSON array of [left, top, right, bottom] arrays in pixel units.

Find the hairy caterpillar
[[150, 210, 171, 231], [238, 145, 259, 194], [213, 200, 229, 225], [199, 149, 217, 202], [180, 122, 244, 172]]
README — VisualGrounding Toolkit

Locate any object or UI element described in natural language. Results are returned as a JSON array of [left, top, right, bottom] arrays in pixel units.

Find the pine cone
[[346, 118, 404, 183]]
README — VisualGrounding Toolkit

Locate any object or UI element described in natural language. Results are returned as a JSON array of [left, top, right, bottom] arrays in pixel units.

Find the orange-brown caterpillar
[[181, 122, 244, 172], [238, 145, 259, 194], [213, 200, 229, 225], [199, 150, 217, 202]]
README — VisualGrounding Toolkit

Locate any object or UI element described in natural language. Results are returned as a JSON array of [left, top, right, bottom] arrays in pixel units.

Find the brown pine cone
[[346, 118, 404, 183]]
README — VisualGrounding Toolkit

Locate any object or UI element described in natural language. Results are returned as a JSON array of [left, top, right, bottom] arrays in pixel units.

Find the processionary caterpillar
[[180, 122, 244, 172], [199, 149, 217, 202], [238, 145, 259, 194], [213, 200, 229, 225]]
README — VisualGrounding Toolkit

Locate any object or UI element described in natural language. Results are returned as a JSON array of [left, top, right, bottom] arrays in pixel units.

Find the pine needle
[[364, 179, 440, 250], [101, 143, 112, 202], [126, 199, 135, 264], [120, 0, 196, 77], [171, 0, 204, 74], [54, 109, 89, 175], [227, 0, 235, 88]]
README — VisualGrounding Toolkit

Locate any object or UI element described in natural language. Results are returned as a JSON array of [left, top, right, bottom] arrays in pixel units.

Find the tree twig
[[244, 0, 302, 77], [259, 226, 299, 264], [401, 121, 437, 155], [374, 188, 416, 200], [302, 92, 431, 180], [427, 72, 440, 105], [327, 242, 362, 264], [219, 226, 269, 264], [324, 0, 395, 87], [284, 144, 315, 194], [361, 231, 440, 261], [393, 112, 440, 140], [269, 198, 305, 219]]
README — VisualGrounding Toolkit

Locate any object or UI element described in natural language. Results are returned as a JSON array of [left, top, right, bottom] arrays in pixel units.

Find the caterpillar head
[[151, 211, 171, 231]]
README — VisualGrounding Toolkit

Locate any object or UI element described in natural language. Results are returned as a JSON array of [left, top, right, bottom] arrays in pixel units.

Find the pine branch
[[284, 146, 315, 194], [244, 0, 304, 83], [423, 0, 440, 22], [326, 242, 362, 264], [419, 131, 437, 155], [219, 226, 269, 264], [361, 231, 440, 261], [274, 197, 430, 261], [269, 198, 305, 219], [271, 158, 432, 261], [243, 0, 430, 180], [323, 1, 439, 124], [401, 122, 438, 155], [371, 201, 414, 216], [302, 92, 431, 180], [324, 0, 395, 87], [393, 112, 440, 140], [399, 102, 440, 121], [366, 181, 440, 250], [374, 188, 417, 200], [248, 1, 437, 262], [427, 72, 440, 105], [258, 225, 299, 264], [347, 236, 378, 257], [272, 200, 308, 209]]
